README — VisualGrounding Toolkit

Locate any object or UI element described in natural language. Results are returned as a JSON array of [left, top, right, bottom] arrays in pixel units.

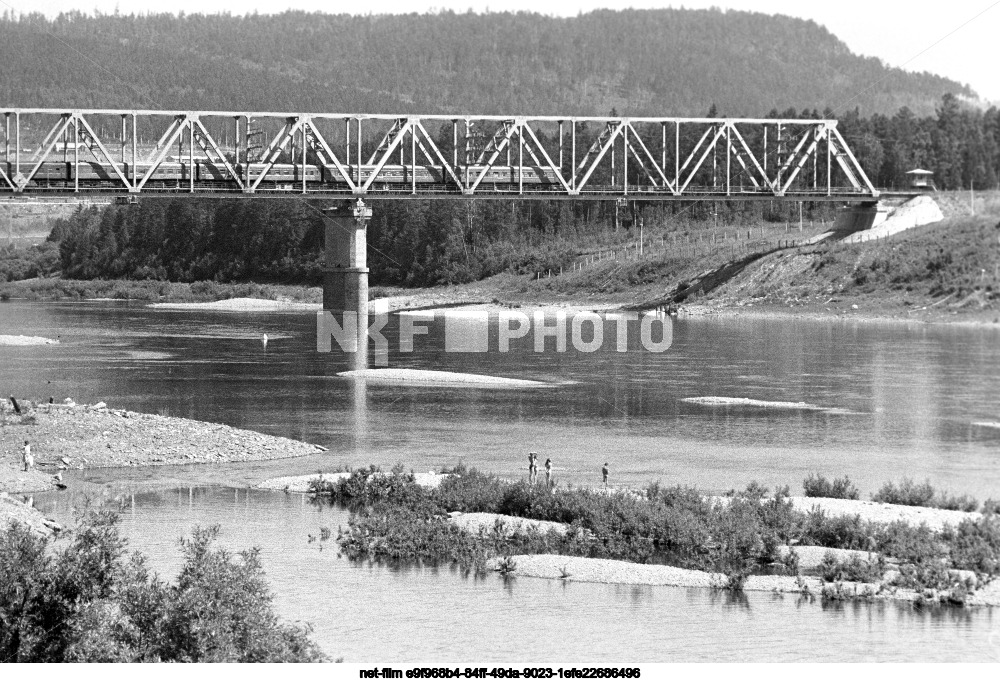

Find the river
[[4, 300, 1000, 661]]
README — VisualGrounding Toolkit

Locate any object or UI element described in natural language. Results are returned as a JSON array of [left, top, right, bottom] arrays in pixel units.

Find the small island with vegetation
[[306, 465, 1000, 608]]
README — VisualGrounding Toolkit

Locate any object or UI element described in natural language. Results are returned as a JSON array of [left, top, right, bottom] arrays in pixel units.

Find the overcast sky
[[5, 0, 999, 101]]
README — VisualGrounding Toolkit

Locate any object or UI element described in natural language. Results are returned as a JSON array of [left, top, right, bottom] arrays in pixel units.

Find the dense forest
[[0, 9, 979, 117], [2, 10, 998, 287]]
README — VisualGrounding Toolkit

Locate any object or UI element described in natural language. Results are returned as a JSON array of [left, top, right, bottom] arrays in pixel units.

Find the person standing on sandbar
[[23, 440, 33, 472], [544, 458, 552, 488], [601, 462, 609, 488]]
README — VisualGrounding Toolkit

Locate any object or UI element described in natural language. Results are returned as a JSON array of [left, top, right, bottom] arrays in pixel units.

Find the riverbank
[[0, 401, 326, 494]]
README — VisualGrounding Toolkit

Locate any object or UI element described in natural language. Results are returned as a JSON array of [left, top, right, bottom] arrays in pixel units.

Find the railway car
[[18, 158, 562, 191]]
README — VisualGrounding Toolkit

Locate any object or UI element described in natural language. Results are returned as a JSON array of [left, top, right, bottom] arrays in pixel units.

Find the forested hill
[[0, 8, 975, 117]]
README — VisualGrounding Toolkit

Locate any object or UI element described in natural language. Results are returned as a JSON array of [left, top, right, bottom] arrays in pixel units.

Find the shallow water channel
[[5, 300, 1000, 661]]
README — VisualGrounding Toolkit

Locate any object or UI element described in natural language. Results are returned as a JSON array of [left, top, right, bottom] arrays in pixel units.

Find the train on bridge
[[21, 159, 562, 193]]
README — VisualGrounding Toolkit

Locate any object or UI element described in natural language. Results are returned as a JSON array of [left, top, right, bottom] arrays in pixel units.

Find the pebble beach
[[0, 400, 326, 494]]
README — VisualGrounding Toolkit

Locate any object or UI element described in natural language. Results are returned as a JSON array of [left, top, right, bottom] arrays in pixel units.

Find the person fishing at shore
[[545, 458, 552, 488], [602, 462, 609, 488], [23, 440, 33, 472]]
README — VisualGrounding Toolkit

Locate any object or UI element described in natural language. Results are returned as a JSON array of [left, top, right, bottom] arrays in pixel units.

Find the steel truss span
[[0, 108, 878, 201]]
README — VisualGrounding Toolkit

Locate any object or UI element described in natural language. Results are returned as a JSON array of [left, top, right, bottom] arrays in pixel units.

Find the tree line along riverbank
[[2, 196, 997, 324]]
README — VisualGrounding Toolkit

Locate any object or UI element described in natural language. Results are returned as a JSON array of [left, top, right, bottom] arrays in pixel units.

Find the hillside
[[0, 9, 975, 116]]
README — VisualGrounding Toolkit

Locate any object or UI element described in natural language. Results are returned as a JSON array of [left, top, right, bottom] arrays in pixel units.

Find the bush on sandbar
[[872, 478, 979, 512], [803, 474, 859, 500]]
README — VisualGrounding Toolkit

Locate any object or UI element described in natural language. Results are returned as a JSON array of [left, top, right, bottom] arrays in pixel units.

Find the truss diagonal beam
[[413, 121, 466, 191], [136, 116, 187, 191], [367, 119, 406, 165], [32, 117, 67, 162], [625, 123, 674, 192], [467, 122, 518, 193], [727, 124, 770, 191], [76, 115, 133, 190], [304, 121, 357, 191], [248, 117, 306, 192], [0, 164, 14, 190], [475, 121, 514, 165], [194, 119, 244, 190], [520, 123, 571, 193], [829, 126, 877, 194], [774, 127, 813, 188], [780, 126, 825, 194], [680, 125, 727, 193], [361, 119, 412, 192], [576, 121, 625, 190], [17, 115, 74, 190]]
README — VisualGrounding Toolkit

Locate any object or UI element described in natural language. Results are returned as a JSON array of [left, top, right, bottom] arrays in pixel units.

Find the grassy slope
[[706, 214, 1000, 319], [501, 194, 1000, 320]]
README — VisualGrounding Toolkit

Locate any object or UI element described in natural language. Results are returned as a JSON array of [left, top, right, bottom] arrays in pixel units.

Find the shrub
[[802, 474, 859, 500], [434, 464, 506, 513], [799, 509, 874, 551], [646, 483, 710, 515], [872, 478, 978, 512], [892, 561, 955, 591], [308, 466, 426, 507], [0, 512, 325, 662], [943, 516, 1000, 576], [933, 492, 979, 513], [872, 478, 935, 507], [874, 521, 944, 565], [818, 552, 886, 583]]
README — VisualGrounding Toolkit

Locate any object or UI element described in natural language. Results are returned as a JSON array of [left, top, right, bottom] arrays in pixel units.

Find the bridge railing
[[0, 109, 879, 200]]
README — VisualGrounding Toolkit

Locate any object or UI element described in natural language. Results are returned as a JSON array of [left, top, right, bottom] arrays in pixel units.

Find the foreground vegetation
[[315, 466, 1000, 604], [0, 512, 325, 662]]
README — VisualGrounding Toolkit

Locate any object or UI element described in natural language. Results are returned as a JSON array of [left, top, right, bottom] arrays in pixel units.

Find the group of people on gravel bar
[[528, 452, 610, 488]]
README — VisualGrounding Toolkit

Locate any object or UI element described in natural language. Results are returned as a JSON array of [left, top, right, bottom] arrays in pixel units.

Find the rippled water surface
[[3, 301, 999, 495]]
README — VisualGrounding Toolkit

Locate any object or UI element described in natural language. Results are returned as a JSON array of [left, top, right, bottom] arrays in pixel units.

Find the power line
[[834, 0, 1000, 114]]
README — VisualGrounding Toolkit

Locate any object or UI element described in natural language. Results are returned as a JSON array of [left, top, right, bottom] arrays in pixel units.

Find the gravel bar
[[2, 403, 326, 493]]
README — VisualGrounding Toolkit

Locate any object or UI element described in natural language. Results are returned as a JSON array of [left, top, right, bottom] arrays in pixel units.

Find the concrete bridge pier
[[323, 199, 372, 369]]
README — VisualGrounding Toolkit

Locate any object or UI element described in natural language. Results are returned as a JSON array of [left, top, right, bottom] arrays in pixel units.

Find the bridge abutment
[[833, 201, 888, 233], [323, 199, 371, 369]]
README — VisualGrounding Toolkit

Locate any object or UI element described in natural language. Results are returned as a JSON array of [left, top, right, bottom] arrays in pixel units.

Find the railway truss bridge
[[1, 108, 879, 202], [0, 108, 888, 365]]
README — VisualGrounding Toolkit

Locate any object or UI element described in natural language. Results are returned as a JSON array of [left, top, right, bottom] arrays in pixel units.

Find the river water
[[4, 300, 1000, 661]]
